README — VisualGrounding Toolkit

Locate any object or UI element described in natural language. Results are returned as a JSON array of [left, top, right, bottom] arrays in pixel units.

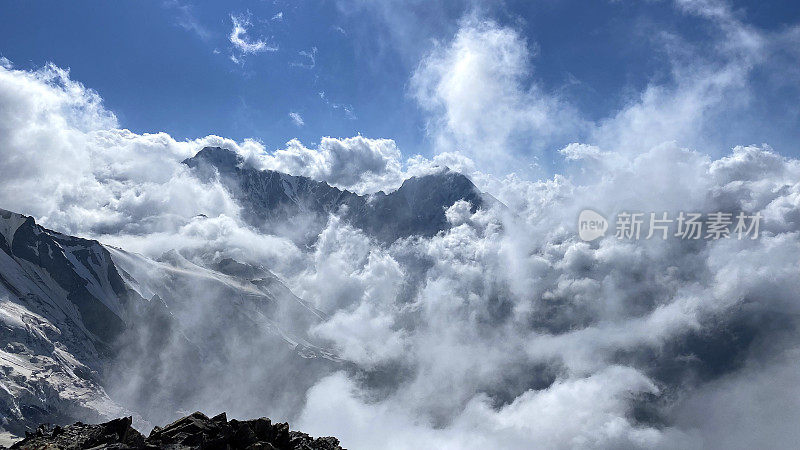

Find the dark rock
[[183, 146, 488, 243], [9, 417, 145, 449], [1, 209, 131, 345], [6, 412, 343, 450]]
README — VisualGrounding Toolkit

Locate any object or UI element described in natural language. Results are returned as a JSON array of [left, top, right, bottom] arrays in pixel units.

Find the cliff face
[[183, 146, 486, 243], [0, 209, 142, 436], [4, 411, 343, 450], [0, 209, 339, 436]]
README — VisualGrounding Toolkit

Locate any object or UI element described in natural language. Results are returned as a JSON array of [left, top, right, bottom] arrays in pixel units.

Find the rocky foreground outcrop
[[3, 411, 343, 450]]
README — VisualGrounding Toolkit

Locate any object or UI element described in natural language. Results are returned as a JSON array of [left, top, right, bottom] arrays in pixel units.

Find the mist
[[1, 1, 799, 448]]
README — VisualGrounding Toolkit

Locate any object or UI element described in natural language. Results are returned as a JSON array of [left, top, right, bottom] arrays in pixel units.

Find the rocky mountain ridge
[[0, 208, 141, 436], [183, 146, 487, 242], [0, 209, 336, 438], [3, 411, 343, 449], [0, 160, 490, 440]]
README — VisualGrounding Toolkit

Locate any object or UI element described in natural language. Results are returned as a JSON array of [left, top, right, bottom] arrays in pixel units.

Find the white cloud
[[284, 140, 800, 449], [444, 199, 473, 226], [671, 352, 800, 449], [318, 91, 356, 119], [411, 18, 584, 174], [257, 136, 403, 193], [229, 13, 277, 55], [584, 0, 794, 157], [297, 368, 691, 449], [167, 1, 210, 41], [288, 112, 305, 127], [2, 3, 800, 446], [291, 47, 317, 69], [409, 0, 799, 175], [0, 62, 251, 247], [558, 143, 604, 161]]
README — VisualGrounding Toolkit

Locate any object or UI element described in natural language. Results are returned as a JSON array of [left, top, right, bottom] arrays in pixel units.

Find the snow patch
[[0, 210, 27, 248]]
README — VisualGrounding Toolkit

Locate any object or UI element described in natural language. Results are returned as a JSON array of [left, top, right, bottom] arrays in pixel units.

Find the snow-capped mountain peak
[[182, 147, 488, 242]]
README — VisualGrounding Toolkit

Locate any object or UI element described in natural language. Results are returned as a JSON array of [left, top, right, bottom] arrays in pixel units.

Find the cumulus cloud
[[297, 367, 689, 450], [584, 0, 799, 157], [409, 0, 800, 177], [2, 1, 800, 447], [411, 17, 584, 174], [256, 136, 404, 193], [0, 62, 261, 252], [283, 140, 800, 449], [558, 143, 604, 161]]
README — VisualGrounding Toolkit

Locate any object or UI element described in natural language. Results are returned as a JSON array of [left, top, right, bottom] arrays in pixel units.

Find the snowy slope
[[101, 247, 340, 427], [0, 209, 143, 437], [0, 207, 339, 437], [107, 247, 334, 360]]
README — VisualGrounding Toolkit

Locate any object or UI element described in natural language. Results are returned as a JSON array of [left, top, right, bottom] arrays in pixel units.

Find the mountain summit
[[183, 147, 487, 242]]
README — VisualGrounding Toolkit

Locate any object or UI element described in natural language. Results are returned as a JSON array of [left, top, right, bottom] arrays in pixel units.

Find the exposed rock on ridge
[[183, 146, 487, 242], [5, 411, 343, 449]]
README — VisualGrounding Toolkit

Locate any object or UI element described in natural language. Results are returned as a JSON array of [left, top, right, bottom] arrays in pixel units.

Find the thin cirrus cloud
[[291, 47, 317, 69], [289, 112, 305, 127], [229, 12, 277, 61], [164, 1, 211, 41], [318, 91, 356, 120]]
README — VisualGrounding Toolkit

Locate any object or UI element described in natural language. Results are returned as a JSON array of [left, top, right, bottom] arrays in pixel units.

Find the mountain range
[[0, 149, 492, 442], [183, 146, 487, 242]]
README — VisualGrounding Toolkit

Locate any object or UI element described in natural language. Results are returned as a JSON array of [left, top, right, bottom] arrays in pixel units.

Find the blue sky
[[1, 0, 799, 167]]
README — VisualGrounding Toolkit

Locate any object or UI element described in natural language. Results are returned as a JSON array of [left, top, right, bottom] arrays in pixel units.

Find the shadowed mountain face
[[0, 209, 131, 345], [0, 209, 338, 437], [0, 154, 491, 440], [183, 147, 486, 242], [0, 209, 140, 436]]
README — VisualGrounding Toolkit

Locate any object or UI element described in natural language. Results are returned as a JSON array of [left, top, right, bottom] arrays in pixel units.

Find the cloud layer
[[1, 1, 799, 447], [411, 17, 583, 174]]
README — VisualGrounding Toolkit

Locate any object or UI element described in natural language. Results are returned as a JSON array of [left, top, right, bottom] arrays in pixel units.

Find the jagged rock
[[183, 146, 487, 243], [5, 412, 343, 450], [0, 208, 336, 434], [0, 209, 145, 436], [7, 417, 144, 449]]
